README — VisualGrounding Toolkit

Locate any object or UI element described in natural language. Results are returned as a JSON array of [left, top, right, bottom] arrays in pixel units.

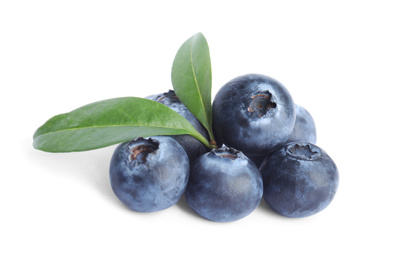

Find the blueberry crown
[[248, 91, 277, 118], [211, 146, 246, 160], [156, 90, 181, 105], [286, 142, 321, 161], [128, 137, 159, 164]]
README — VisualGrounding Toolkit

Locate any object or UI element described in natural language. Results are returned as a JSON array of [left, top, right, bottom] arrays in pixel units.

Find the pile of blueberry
[[109, 73, 339, 222]]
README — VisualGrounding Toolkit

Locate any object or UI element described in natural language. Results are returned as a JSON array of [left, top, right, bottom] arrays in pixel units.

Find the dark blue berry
[[213, 74, 296, 156], [260, 142, 339, 218], [287, 105, 317, 143], [185, 147, 263, 222], [109, 136, 190, 212]]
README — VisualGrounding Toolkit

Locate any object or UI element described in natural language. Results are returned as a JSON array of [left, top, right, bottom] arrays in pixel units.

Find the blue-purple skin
[[109, 136, 190, 212], [213, 74, 296, 156], [259, 142, 339, 218], [147, 90, 209, 162], [286, 105, 317, 144], [185, 147, 263, 222], [247, 154, 266, 169]]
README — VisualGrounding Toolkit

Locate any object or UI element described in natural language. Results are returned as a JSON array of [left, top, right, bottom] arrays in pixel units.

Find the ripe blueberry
[[185, 147, 263, 222], [213, 74, 296, 156], [147, 90, 209, 161], [109, 136, 190, 212], [287, 105, 317, 144], [259, 142, 339, 218]]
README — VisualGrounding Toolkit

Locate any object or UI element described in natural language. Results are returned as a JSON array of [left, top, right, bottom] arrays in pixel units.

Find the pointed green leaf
[[171, 32, 213, 141], [33, 97, 210, 152]]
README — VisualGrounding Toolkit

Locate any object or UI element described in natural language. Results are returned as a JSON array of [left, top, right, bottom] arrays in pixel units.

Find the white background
[[1, 1, 402, 259]]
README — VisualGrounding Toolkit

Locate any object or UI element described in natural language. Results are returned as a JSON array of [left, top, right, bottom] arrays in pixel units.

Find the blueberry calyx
[[156, 90, 180, 104], [286, 142, 321, 161], [128, 137, 159, 164], [248, 92, 277, 117], [210, 146, 245, 160]]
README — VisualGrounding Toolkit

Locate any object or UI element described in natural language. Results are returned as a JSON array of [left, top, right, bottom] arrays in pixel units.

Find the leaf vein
[[190, 37, 209, 123], [36, 124, 190, 137]]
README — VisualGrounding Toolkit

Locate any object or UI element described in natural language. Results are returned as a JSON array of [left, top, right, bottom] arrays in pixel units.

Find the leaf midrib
[[36, 124, 190, 137], [190, 36, 209, 127]]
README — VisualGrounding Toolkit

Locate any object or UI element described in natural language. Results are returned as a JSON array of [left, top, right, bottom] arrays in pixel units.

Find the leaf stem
[[209, 140, 218, 150]]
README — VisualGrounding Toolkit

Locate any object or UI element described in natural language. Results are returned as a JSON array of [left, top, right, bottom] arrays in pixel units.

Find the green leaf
[[171, 32, 214, 141], [33, 97, 210, 152]]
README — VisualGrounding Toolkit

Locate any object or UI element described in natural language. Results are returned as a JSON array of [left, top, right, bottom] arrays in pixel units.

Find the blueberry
[[287, 105, 317, 143], [185, 147, 263, 222], [213, 74, 296, 156], [109, 136, 190, 212], [147, 90, 209, 162], [259, 142, 339, 218]]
